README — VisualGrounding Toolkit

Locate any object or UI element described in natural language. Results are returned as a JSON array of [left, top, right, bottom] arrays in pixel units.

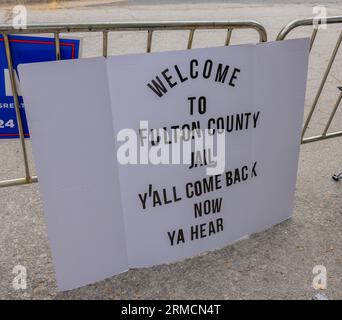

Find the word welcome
[[147, 59, 241, 97]]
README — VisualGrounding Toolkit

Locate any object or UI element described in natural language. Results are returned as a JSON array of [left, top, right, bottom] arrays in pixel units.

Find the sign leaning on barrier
[[18, 38, 309, 291], [0, 35, 81, 138]]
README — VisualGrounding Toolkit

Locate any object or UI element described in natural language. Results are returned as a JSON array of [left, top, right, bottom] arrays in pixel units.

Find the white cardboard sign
[[18, 38, 309, 291]]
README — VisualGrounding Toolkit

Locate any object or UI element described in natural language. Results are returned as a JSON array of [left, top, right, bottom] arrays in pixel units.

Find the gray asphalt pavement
[[0, 0, 342, 299]]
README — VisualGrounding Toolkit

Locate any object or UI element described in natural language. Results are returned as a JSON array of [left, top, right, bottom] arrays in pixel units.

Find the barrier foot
[[332, 171, 342, 181]]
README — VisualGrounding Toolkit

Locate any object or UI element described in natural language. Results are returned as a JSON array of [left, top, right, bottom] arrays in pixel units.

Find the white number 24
[[0, 119, 15, 128]]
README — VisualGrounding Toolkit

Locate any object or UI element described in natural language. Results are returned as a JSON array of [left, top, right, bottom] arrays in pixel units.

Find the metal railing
[[0, 20, 267, 188], [277, 16, 342, 144]]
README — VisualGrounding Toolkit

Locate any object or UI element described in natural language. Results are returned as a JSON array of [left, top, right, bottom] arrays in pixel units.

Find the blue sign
[[0, 35, 80, 138]]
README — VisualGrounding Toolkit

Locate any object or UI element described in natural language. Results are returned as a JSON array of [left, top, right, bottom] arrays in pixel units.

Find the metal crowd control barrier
[[0, 21, 267, 188], [277, 16, 342, 144]]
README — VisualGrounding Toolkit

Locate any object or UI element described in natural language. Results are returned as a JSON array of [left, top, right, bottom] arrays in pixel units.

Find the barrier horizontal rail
[[277, 16, 342, 144], [0, 20, 267, 188]]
